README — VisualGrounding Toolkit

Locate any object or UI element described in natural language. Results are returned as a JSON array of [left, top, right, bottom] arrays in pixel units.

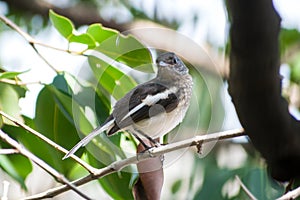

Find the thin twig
[[0, 129, 91, 200], [0, 15, 61, 73], [0, 149, 19, 155], [33, 41, 84, 56], [24, 128, 245, 199], [0, 78, 42, 86], [235, 175, 257, 200], [0, 15, 34, 43], [30, 44, 61, 73], [0, 110, 97, 174], [277, 185, 300, 200], [0, 14, 135, 75], [0, 14, 83, 56]]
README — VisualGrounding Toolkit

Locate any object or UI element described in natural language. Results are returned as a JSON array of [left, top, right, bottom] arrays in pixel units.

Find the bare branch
[[24, 128, 245, 199], [0, 78, 42, 86], [235, 175, 257, 200], [0, 15, 35, 43], [0, 110, 97, 174], [277, 185, 300, 200], [2, 0, 126, 31], [0, 149, 19, 155], [0, 129, 91, 200], [0, 15, 61, 73]]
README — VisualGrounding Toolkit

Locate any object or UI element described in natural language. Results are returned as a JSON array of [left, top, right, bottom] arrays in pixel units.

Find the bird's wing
[[64, 82, 179, 158], [107, 82, 179, 135]]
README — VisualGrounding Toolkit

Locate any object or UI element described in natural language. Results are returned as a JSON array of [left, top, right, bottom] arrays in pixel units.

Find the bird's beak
[[158, 61, 169, 67]]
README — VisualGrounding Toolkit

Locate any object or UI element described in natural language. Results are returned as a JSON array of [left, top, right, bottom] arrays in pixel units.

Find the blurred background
[[0, 0, 300, 199]]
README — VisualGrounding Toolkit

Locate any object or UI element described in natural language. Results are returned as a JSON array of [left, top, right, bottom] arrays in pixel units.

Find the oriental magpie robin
[[63, 52, 193, 159]]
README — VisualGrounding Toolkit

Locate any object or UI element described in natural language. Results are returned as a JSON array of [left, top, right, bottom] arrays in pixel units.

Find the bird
[[63, 52, 193, 159]]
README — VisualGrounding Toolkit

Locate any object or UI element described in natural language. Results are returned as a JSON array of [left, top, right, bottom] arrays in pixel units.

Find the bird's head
[[156, 52, 189, 75]]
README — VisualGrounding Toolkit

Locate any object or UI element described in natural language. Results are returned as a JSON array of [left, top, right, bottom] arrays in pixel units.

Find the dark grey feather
[[107, 82, 179, 135]]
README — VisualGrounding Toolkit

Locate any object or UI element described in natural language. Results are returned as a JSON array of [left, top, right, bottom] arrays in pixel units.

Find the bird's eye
[[172, 58, 177, 64]]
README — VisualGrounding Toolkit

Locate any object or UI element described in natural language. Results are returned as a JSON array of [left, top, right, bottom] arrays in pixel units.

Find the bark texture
[[227, 0, 300, 181]]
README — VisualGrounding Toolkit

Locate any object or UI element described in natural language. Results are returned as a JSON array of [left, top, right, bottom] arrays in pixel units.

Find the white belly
[[131, 105, 188, 139]]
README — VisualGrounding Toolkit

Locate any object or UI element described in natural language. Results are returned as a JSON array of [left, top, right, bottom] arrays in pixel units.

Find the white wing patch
[[120, 87, 177, 122], [142, 87, 177, 106]]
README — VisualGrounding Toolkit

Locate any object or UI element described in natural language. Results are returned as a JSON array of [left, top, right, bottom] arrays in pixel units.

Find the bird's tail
[[63, 120, 114, 159]]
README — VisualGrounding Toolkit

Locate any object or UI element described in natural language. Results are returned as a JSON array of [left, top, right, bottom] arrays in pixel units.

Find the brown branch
[[3, 0, 229, 78], [0, 129, 91, 200], [0, 15, 59, 73], [23, 128, 245, 199], [133, 140, 164, 200], [0, 110, 97, 174], [227, 0, 300, 181], [3, 0, 126, 31], [1, 8, 228, 79]]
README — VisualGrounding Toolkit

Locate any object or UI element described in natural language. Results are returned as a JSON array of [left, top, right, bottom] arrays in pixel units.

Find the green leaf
[[49, 10, 152, 71], [50, 86, 93, 135], [87, 23, 117, 44], [93, 34, 153, 72], [51, 73, 111, 129], [291, 62, 300, 84], [69, 33, 96, 49], [46, 77, 132, 187], [171, 179, 182, 194], [34, 85, 80, 174], [49, 10, 74, 39], [0, 70, 27, 79], [0, 83, 24, 125], [88, 152, 134, 200], [241, 168, 284, 199], [290, 53, 300, 84], [193, 154, 241, 200], [88, 56, 137, 100], [280, 28, 300, 54], [1, 124, 35, 189], [194, 168, 236, 199], [0, 115, 3, 127], [87, 23, 153, 72], [0, 153, 31, 189], [47, 74, 128, 163]]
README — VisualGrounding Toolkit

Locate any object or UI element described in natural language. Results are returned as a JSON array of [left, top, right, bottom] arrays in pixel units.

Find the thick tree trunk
[[227, 0, 300, 181]]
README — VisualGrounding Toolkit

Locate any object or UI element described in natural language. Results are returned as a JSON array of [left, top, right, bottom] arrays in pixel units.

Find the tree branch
[[0, 148, 18, 155], [2, 0, 126, 31], [277, 185, 300, 200], [0, 110, 97, 174], [227, 0, 300, 181], [235, 175, 257, 200], [0, 14, 60, 73], [0, 78, 41, 86], [0, 129, 91, 200], [23, 128, 245, 199]]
